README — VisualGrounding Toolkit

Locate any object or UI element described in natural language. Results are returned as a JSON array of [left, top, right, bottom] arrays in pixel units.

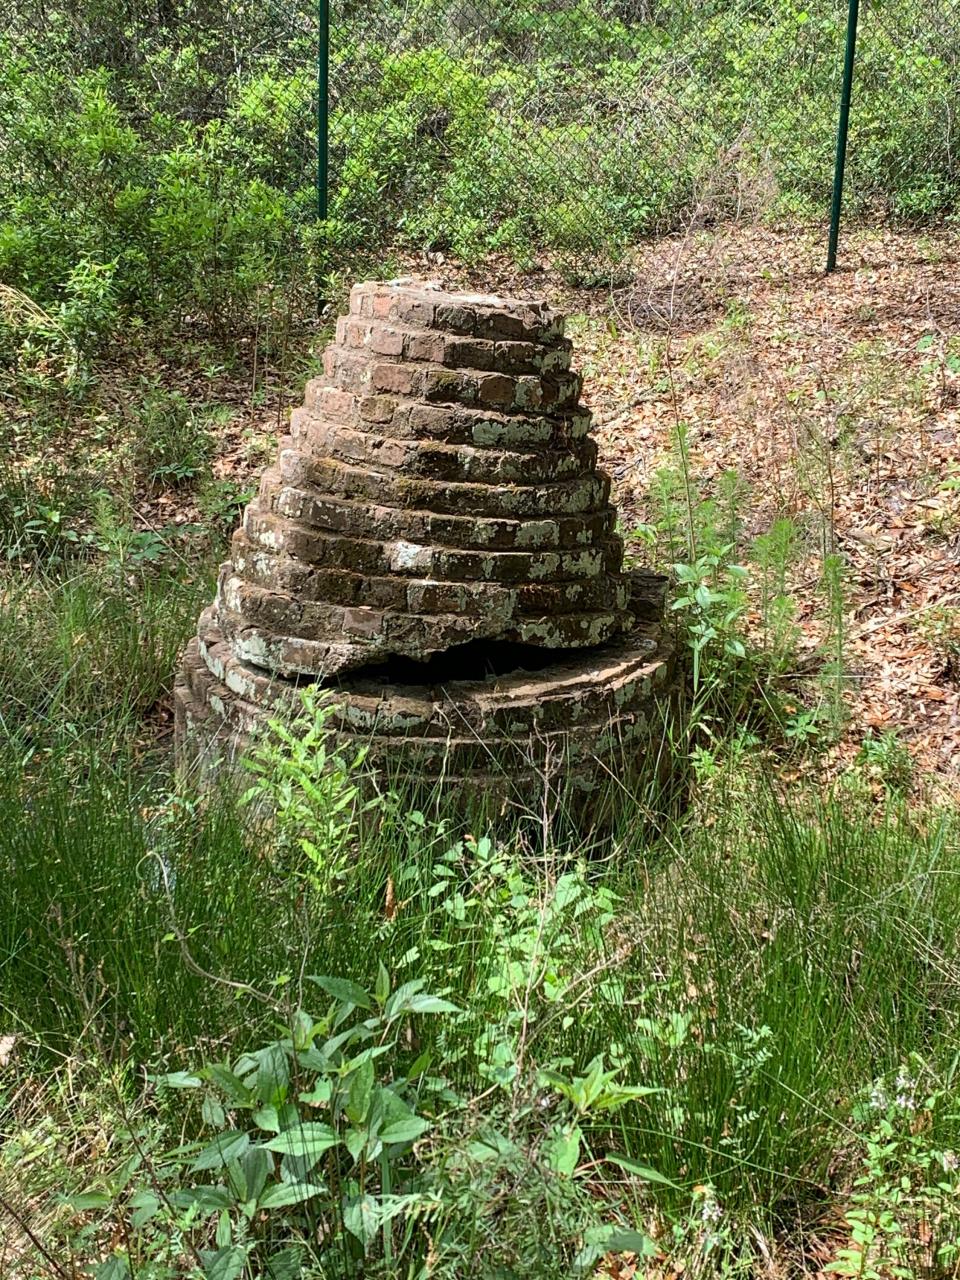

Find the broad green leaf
[[202, 1094, 226, 1129], [253, 1105, 281, 1133], [215, 1208, 232, 1248], [345, 1126, 369, 1161], [342, 1193, 380, 1245], [543, 1124, 581, 1176], [400, 993, 460, 1015], [191, 1131, 251, 1172], [264, 1245, 306, 1280], [298, 1078, 332, 1106], [93, 1258, 131, 1280], [573, 1227, 656, 1273], [250, 1042, 290, 1106], [258, 1180, 325, 1209], [295, 1044, 328, 1074], [206, 1064, 255, 1108], [600, 1229, 656, 1256], [252, 1103, 298, 1133], [241, 1147, 272, 1202], [193, 1185, 235, 1212], [374, 961, 390, 1006], [591, 1085, 661, 1110], [130, 1191, 161, 1229], [343, 1192, 423, 1243], [152, 1071, 202, 1090], [380, 1116, 431, 1144], [340, 1043, 388, 1076], [310, 975, 373, 1010], [67, 1191, 113, 1211], [346, 1055, 375, 1125], [386, 981, 459, 1017], [201, 1245, 250, 1280], [384, 979, 425, 1019], [608, 1155, 682, 1189], [322, 1023, 375, 1060], [168, 1177, 232, 1208], [405, 1049, 432, 1081], [263, 1122, 339, 1159], [379, 1086, 415, 1127], [280, 1151, 317, 1184], [291, 1010, 315, 1052]]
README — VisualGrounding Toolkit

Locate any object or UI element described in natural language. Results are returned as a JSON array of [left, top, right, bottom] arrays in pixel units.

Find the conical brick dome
[[176, 281, 674, 795], [216, 281, 633, 678]]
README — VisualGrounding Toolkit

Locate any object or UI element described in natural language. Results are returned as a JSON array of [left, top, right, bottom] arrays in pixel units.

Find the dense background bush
[[3, 0, 960, 351]]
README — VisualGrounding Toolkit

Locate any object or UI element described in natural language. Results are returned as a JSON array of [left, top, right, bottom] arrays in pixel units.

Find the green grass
[[0, 560, 213, 758], [2, 554, 960, 1275], [3, 726, 960, 1270], [611, 787, 960, 1209]]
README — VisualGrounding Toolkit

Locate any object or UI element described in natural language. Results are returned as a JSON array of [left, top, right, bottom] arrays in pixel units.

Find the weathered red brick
[[176, 279, 674, 794], [367, 324, 405, 356], [476, 373, 515, 406], [403, 330, 446, 363], [370, 362, 419, 396]]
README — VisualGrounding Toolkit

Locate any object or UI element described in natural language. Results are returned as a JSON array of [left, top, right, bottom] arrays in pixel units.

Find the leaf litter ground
[[427, 224, 960, 792]]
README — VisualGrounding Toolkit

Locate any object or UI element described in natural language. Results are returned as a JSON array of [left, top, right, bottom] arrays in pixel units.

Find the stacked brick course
[[175, 281, 673, 792]]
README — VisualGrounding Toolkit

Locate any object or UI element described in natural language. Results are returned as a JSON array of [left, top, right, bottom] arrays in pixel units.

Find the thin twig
[[0, 1189, 74, 1280], [146, 849, 278, 1008]]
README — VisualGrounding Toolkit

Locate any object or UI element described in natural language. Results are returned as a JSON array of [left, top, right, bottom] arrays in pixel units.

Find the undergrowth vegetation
[[4, 244, 959, 1270], [3, 0, 960, 366], [3, 670, 960, 1276], [2, 416, 959, 1274], [4, 4, 960, 1273]]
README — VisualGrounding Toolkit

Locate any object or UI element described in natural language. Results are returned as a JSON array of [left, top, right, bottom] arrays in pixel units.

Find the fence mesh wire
[[327, 0, 960, 267], [4, 0, 960, 283]]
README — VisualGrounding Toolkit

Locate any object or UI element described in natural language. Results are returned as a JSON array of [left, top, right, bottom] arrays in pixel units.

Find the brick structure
[[175, 281, 674, 794]]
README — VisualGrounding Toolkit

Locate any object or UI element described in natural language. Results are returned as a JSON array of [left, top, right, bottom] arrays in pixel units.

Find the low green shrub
[[0, 59, 311, 350], [827, 1058, 960, 1279], [132, 385, 215, 487], [4, 684, 960, 1274]]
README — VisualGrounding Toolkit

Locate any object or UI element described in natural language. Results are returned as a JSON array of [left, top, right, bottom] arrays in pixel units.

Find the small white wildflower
[[943, 1151, 959, 1173], [700, 1198, 723, 1225], [894, 1070, 918, 1112], [869, 1083, 888, 1110]]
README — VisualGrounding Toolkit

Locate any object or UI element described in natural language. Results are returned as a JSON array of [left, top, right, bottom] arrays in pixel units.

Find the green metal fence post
[[317, 0, 329, 222], [827, 0, 861, 273]]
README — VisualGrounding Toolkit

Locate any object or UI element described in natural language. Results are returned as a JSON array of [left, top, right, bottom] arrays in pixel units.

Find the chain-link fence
[[327, 0, 960, 268], [3, 0, 959, 321]]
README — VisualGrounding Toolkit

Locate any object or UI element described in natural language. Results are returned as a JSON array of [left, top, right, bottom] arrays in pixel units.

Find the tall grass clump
[[604, 783, 960, 1216], [1, 521, 958, 1274], [4, 692, 960, 1273], [0, 561, 211, 757], [0, 755, 298, 1057]]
